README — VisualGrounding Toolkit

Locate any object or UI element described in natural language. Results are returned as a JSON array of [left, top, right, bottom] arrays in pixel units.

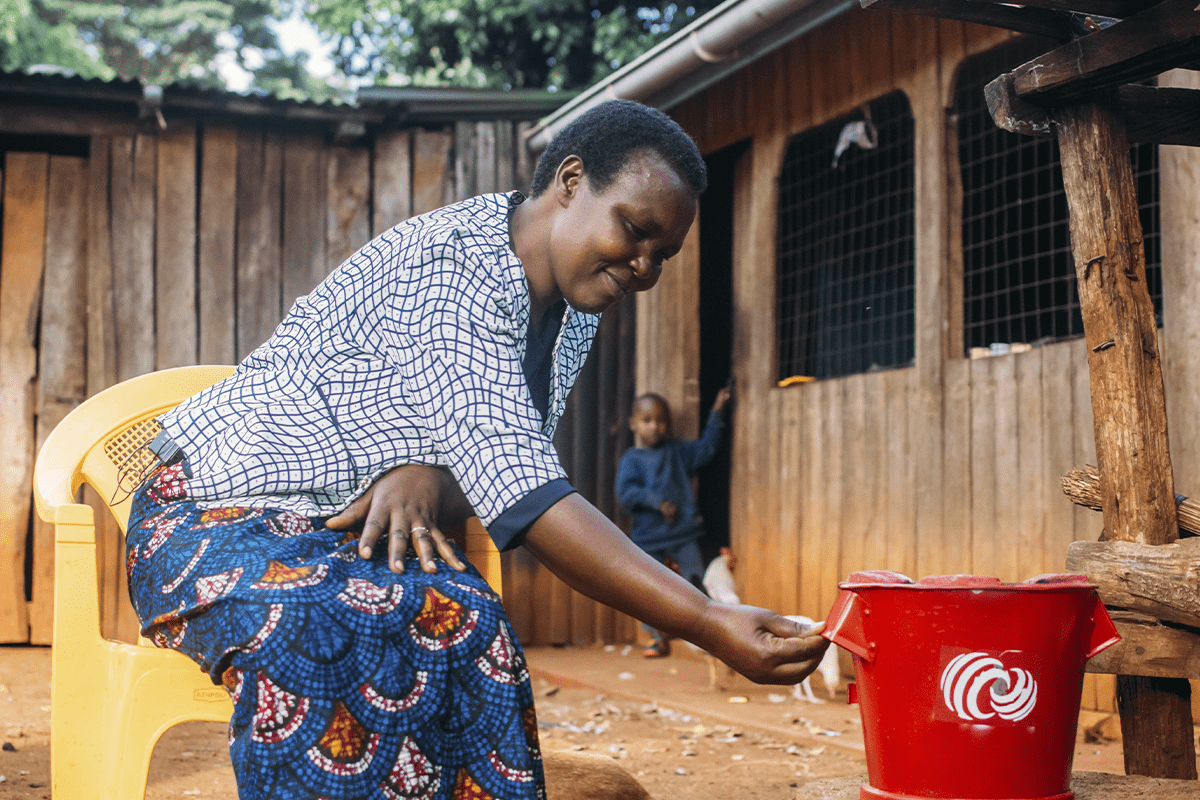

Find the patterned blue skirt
[[126, 464, 545, 800]]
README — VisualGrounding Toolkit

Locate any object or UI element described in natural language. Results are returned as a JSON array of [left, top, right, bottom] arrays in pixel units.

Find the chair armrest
[[52, 503, 96, 543]]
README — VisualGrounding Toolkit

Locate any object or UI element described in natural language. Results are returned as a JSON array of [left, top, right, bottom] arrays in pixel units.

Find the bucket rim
[[836, 571, 1098, 591]]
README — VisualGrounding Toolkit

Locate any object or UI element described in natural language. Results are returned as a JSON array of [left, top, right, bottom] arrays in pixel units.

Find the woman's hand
[[523, 494, 830, 686], [691, 604, 831, 686], [326, 464, 469, 574]]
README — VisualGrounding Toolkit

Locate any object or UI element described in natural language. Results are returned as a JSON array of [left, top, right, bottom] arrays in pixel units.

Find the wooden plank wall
[[662, 7, 1200, 710], [0, 117, 608, 646]]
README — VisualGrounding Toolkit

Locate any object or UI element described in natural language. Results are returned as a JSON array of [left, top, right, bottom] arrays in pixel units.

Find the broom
[[1061, 464, 1200, 537]]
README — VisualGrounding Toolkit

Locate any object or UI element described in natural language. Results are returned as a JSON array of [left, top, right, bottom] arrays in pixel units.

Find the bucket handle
[[821, 590, 875, 663], [1084, 593, 1122, 659]]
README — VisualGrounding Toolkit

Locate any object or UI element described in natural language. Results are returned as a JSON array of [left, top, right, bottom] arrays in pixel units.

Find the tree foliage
[[305, 0, 724, 91], [0, 0, 336, 100], [1, 0, 725, 98]]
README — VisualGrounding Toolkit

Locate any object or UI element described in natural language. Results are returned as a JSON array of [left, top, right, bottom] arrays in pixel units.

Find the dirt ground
[[1, 642, 1196, 800]]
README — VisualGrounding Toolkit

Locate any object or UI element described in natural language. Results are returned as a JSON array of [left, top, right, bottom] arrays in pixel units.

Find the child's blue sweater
[[615, 409, 726, 552]]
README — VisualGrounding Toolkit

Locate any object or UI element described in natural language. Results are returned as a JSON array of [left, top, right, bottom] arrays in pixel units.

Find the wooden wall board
[[515, 122, 535, 196], [884, 368, 915, 579], [861, 371, 889, 576], [806, 14, 853, 129], [992, 355, 1021, 581], [725, 140, 757, 572], [942, 357, 972, 575], [677, 221, 703, 437], [905, 15, 949, 582], [110, 135, 157, 381], [741, 133, 783, 608], [840, 375, 868, 587], [798, 383, 826, 617], [326, 146, 371, 273], [818, 378, 845, 613], [848, 8, 896, 111], [474, 122, 498, 194], [29, 155, 89, 644], [1041, 342, 1077, 573], [1160, 68, 1200, 498], [494, 122, 515, 195], [373, 130, 412, 234], [969, 356, 998, 575], [412, 128, 452, 216], [282, 132, 328, 312], [454, 121, 478, 200], [763, 389, 783, 610], [1016, 349, 1046, 581], [1071, 338, 1099, 541], [783, 34, 815, 139], [778, 389, 802, 614], [235, 127, 283, 360], [500, 547, 536, 645], [0, 152, 47, 643], [86, 138, 117, 396], [198, 123, 238, 366], [155, 123, 198, 371], [0, 105, 140, 139]]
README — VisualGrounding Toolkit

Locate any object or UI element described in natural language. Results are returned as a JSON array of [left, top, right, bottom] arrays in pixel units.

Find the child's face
[[630, 399, 671, 448]]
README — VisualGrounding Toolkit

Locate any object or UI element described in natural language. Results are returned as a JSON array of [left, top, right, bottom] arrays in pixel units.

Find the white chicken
[[697, 549, 840, 701]]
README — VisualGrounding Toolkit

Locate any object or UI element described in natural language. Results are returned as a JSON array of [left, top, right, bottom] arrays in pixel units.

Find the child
[[616, 385, 732, 657]]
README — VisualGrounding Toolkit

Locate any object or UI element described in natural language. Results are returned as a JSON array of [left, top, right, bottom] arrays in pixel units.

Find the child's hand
[[659, 500, 678, 524], [712, 385, 733, 413]]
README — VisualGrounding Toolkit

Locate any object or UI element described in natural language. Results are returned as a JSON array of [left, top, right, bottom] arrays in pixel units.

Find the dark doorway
[[695, 140, 747, 565]]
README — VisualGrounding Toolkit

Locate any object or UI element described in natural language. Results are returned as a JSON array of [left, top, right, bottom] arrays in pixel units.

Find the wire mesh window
[[776, 91, 916, 383], [956, 38, 1161, 354]]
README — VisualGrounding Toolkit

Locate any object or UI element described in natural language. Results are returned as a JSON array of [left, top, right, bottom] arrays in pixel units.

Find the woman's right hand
[[326, 464, 470, 574]]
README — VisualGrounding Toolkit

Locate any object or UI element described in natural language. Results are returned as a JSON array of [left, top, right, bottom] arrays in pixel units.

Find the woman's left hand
[[326, 464, 468, 574]]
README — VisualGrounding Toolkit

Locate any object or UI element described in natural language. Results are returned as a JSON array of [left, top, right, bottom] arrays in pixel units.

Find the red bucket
[[823, 571, 1120, 800]]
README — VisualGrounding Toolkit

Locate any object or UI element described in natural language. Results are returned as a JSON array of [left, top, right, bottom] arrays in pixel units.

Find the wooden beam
[[1057, 102, 1177, 546], [988, 77, 1200, 147], [1117, 675, 1198, 779], [884, 0, 1153, 17], [1118, 84, 1200, 146], [1009, 0, 1200, 106], [1055, 98, 1194, 779], [1066, 538, 1200, 629], [862, 0, 1078, 41], [1085, 612, 1200, 680]]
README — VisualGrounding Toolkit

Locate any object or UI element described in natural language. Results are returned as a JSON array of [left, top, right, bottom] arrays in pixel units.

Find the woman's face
[[548, 150, 698, 314]]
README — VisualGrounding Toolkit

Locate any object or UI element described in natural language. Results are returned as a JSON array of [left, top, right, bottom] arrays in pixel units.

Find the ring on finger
[[411, 526, 431, 538]]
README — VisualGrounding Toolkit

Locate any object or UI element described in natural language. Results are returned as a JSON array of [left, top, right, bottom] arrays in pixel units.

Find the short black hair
[[530, 100, 707, 198], [632, 392, 671, 417]]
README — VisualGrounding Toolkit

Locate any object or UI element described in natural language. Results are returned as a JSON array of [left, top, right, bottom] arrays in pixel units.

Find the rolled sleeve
[[380, 234, 568, 529]]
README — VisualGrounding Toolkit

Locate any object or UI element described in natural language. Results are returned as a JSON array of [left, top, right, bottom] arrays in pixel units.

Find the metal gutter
[[526, 0, 857, 151]]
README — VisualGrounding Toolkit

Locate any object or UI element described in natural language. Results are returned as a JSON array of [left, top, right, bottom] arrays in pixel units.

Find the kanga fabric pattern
[[127, 465, 545, 800], [159, 192, 599, 528]]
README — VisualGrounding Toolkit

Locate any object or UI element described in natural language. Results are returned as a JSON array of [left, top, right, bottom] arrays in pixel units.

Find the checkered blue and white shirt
[[162, 193, 598, 540]]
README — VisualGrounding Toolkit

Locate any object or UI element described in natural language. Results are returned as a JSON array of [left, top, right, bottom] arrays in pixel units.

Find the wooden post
[[1055, 99, 1197, 779]]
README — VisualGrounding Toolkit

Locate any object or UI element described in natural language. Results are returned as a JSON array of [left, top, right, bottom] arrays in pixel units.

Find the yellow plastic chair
[[33, 364, 503, 800]]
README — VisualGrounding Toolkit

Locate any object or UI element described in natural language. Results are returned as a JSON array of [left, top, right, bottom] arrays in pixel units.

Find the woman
[[126, 100, 830, 800]]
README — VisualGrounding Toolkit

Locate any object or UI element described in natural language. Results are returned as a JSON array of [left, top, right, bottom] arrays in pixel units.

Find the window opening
[[956, 38, 1161, 355], [775, 90, 916, 383]]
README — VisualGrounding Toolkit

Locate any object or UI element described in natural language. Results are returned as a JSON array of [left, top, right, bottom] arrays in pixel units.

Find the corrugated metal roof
[[0, 69, 572, 128]]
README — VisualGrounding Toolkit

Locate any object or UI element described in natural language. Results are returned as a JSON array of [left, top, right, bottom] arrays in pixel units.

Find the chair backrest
[[34, 363, 503, 595], [34, 365, 236, 533]]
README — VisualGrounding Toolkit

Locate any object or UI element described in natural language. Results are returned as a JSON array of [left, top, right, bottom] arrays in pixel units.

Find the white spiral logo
[[940, 652, 1038, 722]]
